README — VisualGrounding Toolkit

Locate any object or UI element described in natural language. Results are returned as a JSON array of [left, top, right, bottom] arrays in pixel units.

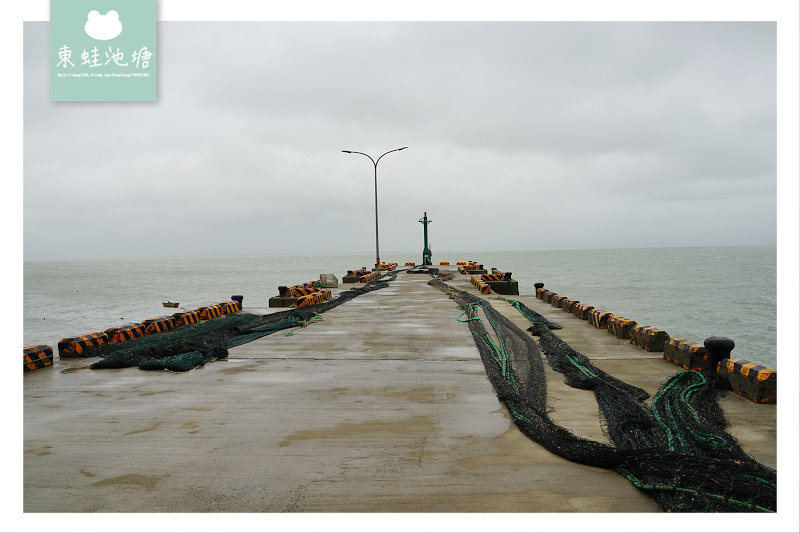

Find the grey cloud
[[24, 21, 777, 260]]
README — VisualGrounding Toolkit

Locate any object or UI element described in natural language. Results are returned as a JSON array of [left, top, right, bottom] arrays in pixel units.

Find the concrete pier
[[22, 266, 776, 515]]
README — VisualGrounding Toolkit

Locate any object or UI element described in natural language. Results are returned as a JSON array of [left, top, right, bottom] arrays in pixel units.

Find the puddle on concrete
[[279, 415, 435, 447], [455, 426, 549, 470], [122, 422, 162, 436], [61, 366, 90, 373], [91, 473, 160, 488], [383, 386, 457, 402], [217, 363, 260, 374], [24, 445, 52, 456]]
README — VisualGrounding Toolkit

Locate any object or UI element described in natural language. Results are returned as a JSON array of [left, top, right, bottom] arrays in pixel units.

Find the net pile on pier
[[429, 277, 776, 513], [85, 271, 399, 372]]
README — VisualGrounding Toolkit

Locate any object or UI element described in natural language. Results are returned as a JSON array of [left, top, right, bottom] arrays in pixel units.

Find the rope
[[284, 313, 323, 336]]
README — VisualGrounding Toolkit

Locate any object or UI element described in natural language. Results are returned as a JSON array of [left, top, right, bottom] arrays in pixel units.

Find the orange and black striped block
[[607, 316, 637, 339], [142, 316, 176, 335], [663, 338, 710, 370], [57, 332, 107, 358], [287, 286, 311, 297], [296, 289, 332, 307], [24, 345, 53, 372], [630, 325, 670, 352], [359, 272, 379, 283], [222, 300, 241, 313], [588, 309, 614, 329], [196, 304, 224, 320], [439, 261, 450, 265], [551, 295, 568, 309], [481, 274, 503, 282], [718, 358, 776, 404], [172, 310, 201, 326], [561, 298, 580, 313], [105, 323, 146, 343], [573, 303, 595, 320]]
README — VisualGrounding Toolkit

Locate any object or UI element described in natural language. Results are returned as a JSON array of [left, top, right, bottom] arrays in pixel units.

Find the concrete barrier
[[607, 316, 637, 339], [297, 289, 332, 307], [287, 285, 320, 297], [57, 332, 107, 358], [196, 304, 224, 320], [561, 298, 580, 314], [24, 345, 53, 372], [552, 295, 568, 309], [573, 303, 595, 320], [718, 358, 776, 404], [470, 275, 491, 294], [142, 316, 176, 335], [630, 325, 670, 352], [359, 271, 380, 283], [343, 268, 372, 283], [105, 323, 146, 343], [172, 310, 201, 326], [663, 338, 711, 370], [221, 300, 242, 313], [588, 309, 614, 329]]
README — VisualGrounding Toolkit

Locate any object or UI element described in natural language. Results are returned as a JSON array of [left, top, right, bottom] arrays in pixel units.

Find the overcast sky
[[21, 17, 782, 260]]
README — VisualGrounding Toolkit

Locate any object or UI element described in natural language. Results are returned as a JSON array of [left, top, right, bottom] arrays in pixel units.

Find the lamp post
[[342, 147, 407, 271]]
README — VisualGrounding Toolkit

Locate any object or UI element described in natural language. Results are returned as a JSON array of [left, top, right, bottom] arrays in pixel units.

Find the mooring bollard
[[704, 336, 735, 366], [534, 282, 544, 290], [278, 286, 288, 297], [231, 295, 243, 309]]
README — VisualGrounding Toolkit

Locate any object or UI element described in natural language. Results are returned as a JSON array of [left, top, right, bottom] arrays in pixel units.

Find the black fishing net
[[84, 271, 400, 372], [428, 277, 776, 512]]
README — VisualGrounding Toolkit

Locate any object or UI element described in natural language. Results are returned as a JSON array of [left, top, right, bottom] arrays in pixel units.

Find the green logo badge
[[50, 0, 157, 101]]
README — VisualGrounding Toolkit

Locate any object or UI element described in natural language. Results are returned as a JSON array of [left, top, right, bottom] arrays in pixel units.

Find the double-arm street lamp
[[342, 147, 407, 271]]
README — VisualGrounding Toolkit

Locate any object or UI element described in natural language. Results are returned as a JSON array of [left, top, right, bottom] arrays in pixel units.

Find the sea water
[[22, 245, 777, 370]]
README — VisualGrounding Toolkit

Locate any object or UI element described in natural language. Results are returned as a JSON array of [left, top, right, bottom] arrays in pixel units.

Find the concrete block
[[588, 309, 614, 329], [561, 298, 580, 313], [485, 279, 519, 295], [630, 325, 670, 352], [24, 345, 53, 372], [573, 303, 595, 320], [718, 358, 776, 404], [105, 323, 146, 343], [663, 338, 711, 370], [607, 316, 637, 339], [172, 310, 201, 326], [269, 296, 298, 308], [57, 332, 107, 358]]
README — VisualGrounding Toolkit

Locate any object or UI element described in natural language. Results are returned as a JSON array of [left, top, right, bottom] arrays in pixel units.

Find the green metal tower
[[419, 212, 432, 266]]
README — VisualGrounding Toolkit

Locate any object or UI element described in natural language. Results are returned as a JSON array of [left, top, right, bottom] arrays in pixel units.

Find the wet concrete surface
[[23, 266, 776, 518]]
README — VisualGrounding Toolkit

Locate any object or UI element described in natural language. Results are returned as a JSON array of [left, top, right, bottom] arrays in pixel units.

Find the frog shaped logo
[[84, 10, 123, 40]]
